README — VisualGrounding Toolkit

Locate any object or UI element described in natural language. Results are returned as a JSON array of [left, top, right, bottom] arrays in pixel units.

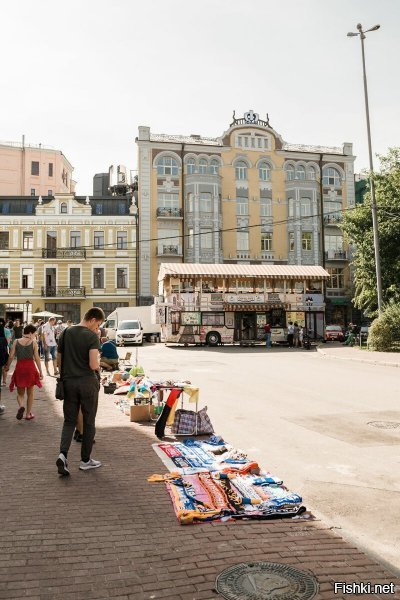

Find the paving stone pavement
[[1, 376, 400, 600]]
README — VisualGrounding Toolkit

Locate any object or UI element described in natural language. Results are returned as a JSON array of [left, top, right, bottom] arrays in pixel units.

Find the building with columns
[[0, 194, 136, 323], [136, 110, 355, 324]]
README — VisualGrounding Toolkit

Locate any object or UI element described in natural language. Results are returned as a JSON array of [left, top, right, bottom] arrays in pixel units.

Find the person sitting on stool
[[100, 338, 119, 371]]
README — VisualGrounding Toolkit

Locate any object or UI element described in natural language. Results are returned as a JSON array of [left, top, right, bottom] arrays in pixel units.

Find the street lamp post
[[347, 23, 383, 313], [131, 203, 139, 307], [25, 300, 31, 324]]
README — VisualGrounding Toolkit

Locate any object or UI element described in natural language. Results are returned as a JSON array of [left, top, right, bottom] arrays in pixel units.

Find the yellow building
[[136, 110, 355, 324], [0, 194, 136, 322]]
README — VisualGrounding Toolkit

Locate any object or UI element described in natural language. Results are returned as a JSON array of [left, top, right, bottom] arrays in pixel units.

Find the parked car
[[115, 320, 143, 346], [324, 325, 344, 342]]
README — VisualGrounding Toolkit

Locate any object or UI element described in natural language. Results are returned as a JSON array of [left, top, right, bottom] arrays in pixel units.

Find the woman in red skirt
[[4, 324, 43, 420]]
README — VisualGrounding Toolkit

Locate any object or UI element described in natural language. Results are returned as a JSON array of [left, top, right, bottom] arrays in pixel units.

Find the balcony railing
[[156, 207, 183, 218], [41, 286, 86, 297], [42, 248, 86, 259], [160, 245, 181, 256], [325, 250, 347, 260], [323, 214, 343, 224]]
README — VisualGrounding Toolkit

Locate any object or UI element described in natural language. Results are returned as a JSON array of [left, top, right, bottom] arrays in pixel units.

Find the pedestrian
[[36, 320, 44, 358], [299, 325, 304, 348], [13, 319, 23, 340], [54, 320, 65, 341], [0, 318, 12, 350], [56, 306, 105, 476], [287, 321, 294, 348], [66, 320, 73, 328], [264, 322, 272, 348], [100, 338, 119, 371], [4, 324, 43, 420], [0, 323, 9, 386], [42, 317, 59, 376], [293, 322, 300, 347]]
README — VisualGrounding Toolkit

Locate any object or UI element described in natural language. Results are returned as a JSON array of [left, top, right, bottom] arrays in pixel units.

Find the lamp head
[[367, 24, 380, 32], [357, 23, 362, 31], [347, 32, 358, 37]]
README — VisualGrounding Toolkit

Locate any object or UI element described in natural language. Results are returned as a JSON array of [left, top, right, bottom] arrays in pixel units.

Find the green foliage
[[342, 147, 400, 314], [368, 303, 400, 352]]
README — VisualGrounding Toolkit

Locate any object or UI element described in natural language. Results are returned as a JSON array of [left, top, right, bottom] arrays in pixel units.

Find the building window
[[1, 202, 10, 214], [48, 163, 53, 177], [235, 161, 248, 180], [198, 159, 207, 174], [201, 229, 213, 249], [95, 203, 103, 215], [285, 165, 295, 180], [187, 193, 194, 212], [324, 201, 342, 223], [261, 233, 272, 251], [259, 162, 271, 181], [156, 156, 179, 176], [60, 202, 67, 213], [94, 231, 105, 250], [23, 231, 34, 250], [296, 166, 306, 180], [70, 231, 81, 248], [300, 198, 311, 217], [187, 228, 194, 249], [260, 198, 272, 217], [117, 267, 128, 288], [308, 166, 316, 180], [118, 203, 126, 215], [302, 232, 312, 251], [94, 302, 129, 314], [93, 268, 105, 289], [0, 231, 9, 249], [200, 192, 212, 212], [288, 198, 294, 218], [117, 231, 128, 250], [158, 193, 179, 209], [209, 159, 219, 175], [27, 203, 33, 214], [323, 167, 341, 186], [31, 161, 39, 175], [70, 268, 81, 288], [21, 267, 33, 289], [0, 268, 8, 288], [237, 230, 249, 251], [48, 190, 53, 196], [236, 197, 248, 215], [325, 235, 344, 257], [31, 189, 36, 196], [187, 158, 196, 174], [328, 267, 344, 289], [289, 232, 295, 252], [158, 229, 180, 254]]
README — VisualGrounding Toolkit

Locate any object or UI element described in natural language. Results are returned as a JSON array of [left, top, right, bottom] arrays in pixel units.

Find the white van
[[115, 320, 143, 346], [103, 306, 160, 342]]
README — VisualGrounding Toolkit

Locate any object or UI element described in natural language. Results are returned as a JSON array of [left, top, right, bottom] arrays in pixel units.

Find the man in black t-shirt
[[56, 307, 105, 477]]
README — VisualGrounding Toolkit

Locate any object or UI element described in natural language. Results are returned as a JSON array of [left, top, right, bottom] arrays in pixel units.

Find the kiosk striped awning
[[158, 263, 329, 281]]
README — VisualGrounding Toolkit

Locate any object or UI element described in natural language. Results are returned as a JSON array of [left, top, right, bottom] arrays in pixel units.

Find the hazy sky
[[1, 0, 399, 194]]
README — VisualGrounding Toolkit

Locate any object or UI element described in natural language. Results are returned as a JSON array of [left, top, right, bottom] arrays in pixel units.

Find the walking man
[[42, 317, 59, 376], [287, 321, 294, 348], [56, 307, 105, 476], [264, 322, 272, 348]]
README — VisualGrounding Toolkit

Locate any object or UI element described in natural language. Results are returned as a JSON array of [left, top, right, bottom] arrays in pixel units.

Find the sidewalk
[[317, 344, 400, 368], [1, 378, 400, 600]]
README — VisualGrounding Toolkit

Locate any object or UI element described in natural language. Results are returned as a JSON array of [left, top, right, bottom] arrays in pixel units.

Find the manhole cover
[[216, 562, 319, 600], [367, 421, 400, 430]]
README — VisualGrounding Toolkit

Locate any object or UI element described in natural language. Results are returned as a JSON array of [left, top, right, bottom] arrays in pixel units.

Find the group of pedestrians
[[263, 321, 306, 348]]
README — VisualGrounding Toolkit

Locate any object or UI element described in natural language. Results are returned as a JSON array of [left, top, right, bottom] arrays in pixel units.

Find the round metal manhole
[[367, 421, 400, 430], [215, 562, 319, 600]]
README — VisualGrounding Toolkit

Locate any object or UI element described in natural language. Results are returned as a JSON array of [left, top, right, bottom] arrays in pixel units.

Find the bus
[[156, 264, 329, 346]]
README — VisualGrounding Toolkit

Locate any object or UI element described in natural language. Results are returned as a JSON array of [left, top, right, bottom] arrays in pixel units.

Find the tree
[[343, 148, 400, 314]]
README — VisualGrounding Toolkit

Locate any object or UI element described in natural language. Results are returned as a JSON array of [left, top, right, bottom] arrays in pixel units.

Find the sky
[[1, 0, 399, 194]]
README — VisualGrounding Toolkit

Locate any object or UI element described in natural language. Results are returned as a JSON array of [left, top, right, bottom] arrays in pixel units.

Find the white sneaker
[[56, 453, 70, 476], [79, 458, 102, 471]]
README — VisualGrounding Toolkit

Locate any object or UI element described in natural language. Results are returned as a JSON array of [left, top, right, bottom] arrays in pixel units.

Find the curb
[[316, 346, 400, 368]]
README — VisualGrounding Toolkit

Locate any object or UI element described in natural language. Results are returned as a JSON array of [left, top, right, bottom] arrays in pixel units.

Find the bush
[[368, 303, 400, 352]]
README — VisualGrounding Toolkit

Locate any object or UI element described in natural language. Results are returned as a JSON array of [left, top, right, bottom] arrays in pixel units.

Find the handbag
[[55, 329, 67, 400], [171, 406, 214, 435]]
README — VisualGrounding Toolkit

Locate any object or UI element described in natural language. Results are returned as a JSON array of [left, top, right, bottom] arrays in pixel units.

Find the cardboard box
[[130, 403, 156, 422]]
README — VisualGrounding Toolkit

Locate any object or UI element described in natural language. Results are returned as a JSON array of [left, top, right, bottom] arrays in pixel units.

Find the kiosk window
[[202, 313, 224, 326]]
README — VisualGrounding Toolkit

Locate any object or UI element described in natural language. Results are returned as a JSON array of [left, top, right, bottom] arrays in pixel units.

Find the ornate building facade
[[136, 110, 355, 324], [0, 194, 136, 323]]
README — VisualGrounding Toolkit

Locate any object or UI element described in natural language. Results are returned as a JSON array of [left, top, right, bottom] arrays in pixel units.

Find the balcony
[[41, 286, 86, 298], [156, 207, 183, 219], [157, 245, 182, 257], [323, 214, 343, 225], [42, 248, 86, 259], [325, 250, 347, 261]]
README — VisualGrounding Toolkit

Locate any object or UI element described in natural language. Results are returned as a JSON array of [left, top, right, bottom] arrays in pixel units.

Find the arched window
[[300, 198, 311, 217], [209, 159, 219, 175], [198, 159, 207, 174], [187, 158, 195, 175], [323, 167, 341, 186], [308, 166, 316, 180], [235, 161, 248, 180], [60, 202, 68, 214], [259, 162, 271, 181], [296, 166, 306, 180], [285, 164, 295, 181], [156, 156, 179, 176]]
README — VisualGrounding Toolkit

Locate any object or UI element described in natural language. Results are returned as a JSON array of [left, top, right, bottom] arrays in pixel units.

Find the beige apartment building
[[136, 110, 356, 324], [0, 139, 74, 197], [0, 194, 136, 323]]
